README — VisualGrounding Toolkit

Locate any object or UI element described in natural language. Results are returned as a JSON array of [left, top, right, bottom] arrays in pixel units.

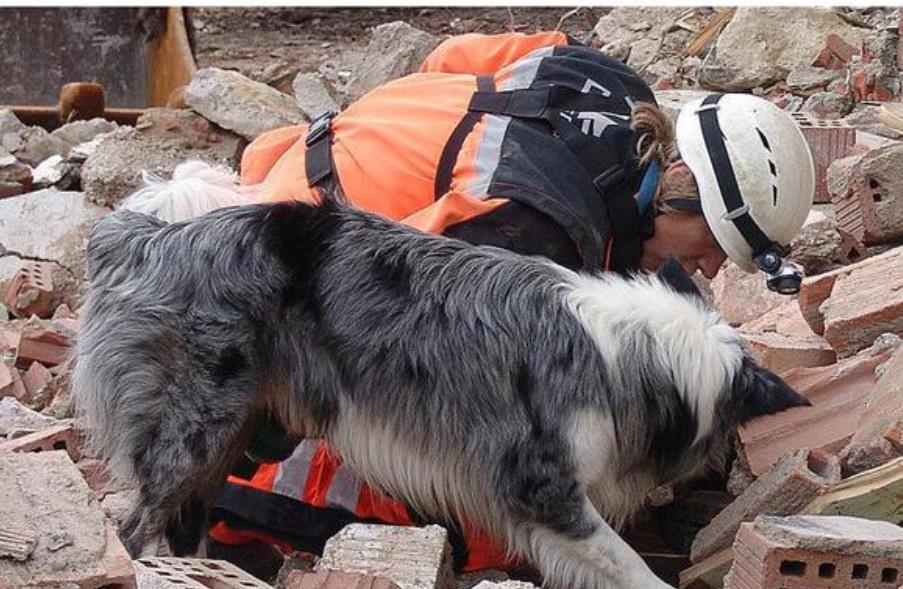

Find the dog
[[74, 198, 807, 589]]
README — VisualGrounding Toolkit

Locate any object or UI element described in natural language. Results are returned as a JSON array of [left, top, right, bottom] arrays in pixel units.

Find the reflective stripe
[[500, 45, 554, 91], [467, 114, 510, 199], [272, 439, 319, 499], [325, 463, 363, 512]]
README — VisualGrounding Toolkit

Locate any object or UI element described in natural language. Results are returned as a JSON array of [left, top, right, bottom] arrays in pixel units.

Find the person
[[124, 31, 815, 572]]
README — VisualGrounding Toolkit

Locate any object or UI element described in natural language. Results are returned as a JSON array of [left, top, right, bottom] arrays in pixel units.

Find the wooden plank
[[147, 7, 197, 107], [678, 548, 732, 589], [683, 8, 736, 58], [802, 455, 903, 521]]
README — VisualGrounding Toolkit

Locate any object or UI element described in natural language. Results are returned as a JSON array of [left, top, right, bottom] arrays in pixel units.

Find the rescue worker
[[125, 31, 815, 572]]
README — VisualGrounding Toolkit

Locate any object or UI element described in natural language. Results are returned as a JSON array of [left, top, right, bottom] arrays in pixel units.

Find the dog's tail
[[120, 160, 263, 223]]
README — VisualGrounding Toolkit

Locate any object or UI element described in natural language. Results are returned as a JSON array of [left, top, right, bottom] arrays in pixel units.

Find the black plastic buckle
[[306, 111, 335, 147]]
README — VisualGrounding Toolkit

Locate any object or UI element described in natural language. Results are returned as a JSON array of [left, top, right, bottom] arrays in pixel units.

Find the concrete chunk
[[316, 524, 454, 589], [0, 451, 134, 589], [346, 22, 440, 101]]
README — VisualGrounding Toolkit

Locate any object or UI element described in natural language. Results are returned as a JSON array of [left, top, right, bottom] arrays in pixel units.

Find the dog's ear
[[729, 356, 810, 425], [656, 258, 702, 299]]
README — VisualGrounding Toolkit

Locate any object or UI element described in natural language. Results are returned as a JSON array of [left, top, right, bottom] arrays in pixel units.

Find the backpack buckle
[[306, 111, 336, 147]]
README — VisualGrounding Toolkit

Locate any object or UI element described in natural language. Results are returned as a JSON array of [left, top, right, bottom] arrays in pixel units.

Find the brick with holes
[[724, 515, 903, 589], [0, 423, 80, 461], [792, 113, 857, 204], [133, 557, 271, 589], [4, 261, 56, 319], [827, 143, 903, 245]]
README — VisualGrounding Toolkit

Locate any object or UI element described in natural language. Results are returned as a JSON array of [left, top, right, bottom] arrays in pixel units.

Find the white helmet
[[675, 94, 814, 285]]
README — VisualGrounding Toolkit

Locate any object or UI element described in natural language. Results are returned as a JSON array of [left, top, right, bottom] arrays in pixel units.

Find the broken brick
[[0, 364, 27, 403], [738, 348, 890, 477], [316, 524, 454, 589], [711, 261, 787, 327], [0, 423, 80, 462], [689, 450, 840, 564], [15, 317, 72, 369], [797, 246, 903, 356], [739, 300, 836, 376], [3, 262, 55, 319], [21, 361, 52, 408], [810, 33, 859, 70], [286, 570, 402, 589], [724, 515, 903, 589], [134, 558, 270, 588], [0, 451, 134, 589], [829, 143, 903, 246], [841, 346, 903, 475], [791, 113, 856, 204]]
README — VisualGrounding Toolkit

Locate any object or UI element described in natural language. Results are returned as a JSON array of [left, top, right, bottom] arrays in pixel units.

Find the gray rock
[[789, 209, 845, 276], [0, 154, 32, 198], [346, 21, 440, 102], [700, 8, 868, 91], [50, 117, 118, 148], [186, 67, 305, 140], [0, 189, 108, 307], [787, 66, 842, 93], [0, 109, 27, 137], [653, 89, 711, 123], [316, 524, 454, 589], [2, 126, 70, 167], [594, 7, 686, 48], [100, 489, 138, 526], [81, 108, 245, 209], [0, 397, 60, 437], [801, 91, 854, 119], [292, 72, 342, 121]]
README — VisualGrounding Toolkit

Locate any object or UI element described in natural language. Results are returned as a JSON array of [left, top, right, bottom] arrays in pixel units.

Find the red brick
[[725, 515, 903, 589], [286, 570, 401, 589], [3, 262, 55, 319], [791, 113, 856, 204], [76, 458, 131, 500], [0, 424, 80, 461], [797, 246, 903, 356], [711, 262, 787, 326], [21, 361, 52, 408], [689, 450, 840, 564], [738, 348, 890, 477], [829, 143, 903, 246], [811, 33, 859, 70], [15, 318, 72, 369], [841, 347, 903, 475], [739, 300, 836, 376], [134, 558, 269, 588]]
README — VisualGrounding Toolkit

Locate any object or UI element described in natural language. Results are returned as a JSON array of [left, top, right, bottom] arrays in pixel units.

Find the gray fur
[[74, 201, 806, 589]]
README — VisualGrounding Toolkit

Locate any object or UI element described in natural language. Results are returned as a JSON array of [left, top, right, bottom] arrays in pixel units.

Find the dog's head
[[654, 258, 810, 427]]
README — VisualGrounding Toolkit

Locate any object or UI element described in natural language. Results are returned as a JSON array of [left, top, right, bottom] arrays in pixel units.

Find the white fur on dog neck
[[558, 269, 743, 444]]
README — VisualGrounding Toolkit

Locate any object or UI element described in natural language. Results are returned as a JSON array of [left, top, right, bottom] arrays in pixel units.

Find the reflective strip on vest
[[271, 438, 362, 513]]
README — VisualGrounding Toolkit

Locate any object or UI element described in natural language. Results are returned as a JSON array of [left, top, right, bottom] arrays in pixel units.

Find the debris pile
[[0, 7, 902, 589]]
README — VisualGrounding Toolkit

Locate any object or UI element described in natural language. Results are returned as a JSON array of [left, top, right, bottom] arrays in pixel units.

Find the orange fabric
[[420, 31, 569, 75]]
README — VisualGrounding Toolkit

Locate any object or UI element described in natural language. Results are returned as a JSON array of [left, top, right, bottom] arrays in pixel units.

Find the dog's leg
[[513, 499, 674, 589]]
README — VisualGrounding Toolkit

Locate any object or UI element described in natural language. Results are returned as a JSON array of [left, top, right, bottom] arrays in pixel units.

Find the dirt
[[191, 7, 605, 94]]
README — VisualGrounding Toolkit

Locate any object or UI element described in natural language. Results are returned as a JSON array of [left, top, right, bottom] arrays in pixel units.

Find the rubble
[[345, 21, 441, 102], [49, 117, 118, 149], [710, 261, 787, 326], [791, 113, 857, 203], [828, 143, 903, 246], [134, 557, 270, 588], [0, 109, 28, 138], [736, 346, 892, 476], [724, 515, 903, 589], [653, 89, 711, 123], [788, 209, 849, 274], [689, 450, 841, 564], [738, 299, 836, 376], [285, 570, 402, 589], [840, 346, 903, 474], [316, 524, 454, 589], [0, 397, 58, 437], [803, 456, 903, 522], [15, 316, 74, 369], [786, 67, 842, 94], [699, 8, 867, 91], [0, 151, 32, 199], [0, 423, 80, 461], [186, 67, 305, 140], [293, 72, 342, 121], [800, 91, 854, 119], [0, 451, 134, 588], [0, 189, 107, 308], [810, 33, 859, 70], [2, 125, 71, 167], [81, 108, 245, 209]]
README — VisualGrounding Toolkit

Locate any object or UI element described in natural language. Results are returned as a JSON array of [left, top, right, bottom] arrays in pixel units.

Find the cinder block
[[738, 347, 891, 477], [0, 451, 134, 588], [4, 262, 55, 319], [797, 246, 903, 356], [285, 570, 401, 589], [690, 450, 841, 564], [0, 423, 80, 461], [134, 557, 270, 588], [791, 113, 857, 204], [316, 524, 454, 589], [724, 515, 903, 589], [841, 347, 903, 475]]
